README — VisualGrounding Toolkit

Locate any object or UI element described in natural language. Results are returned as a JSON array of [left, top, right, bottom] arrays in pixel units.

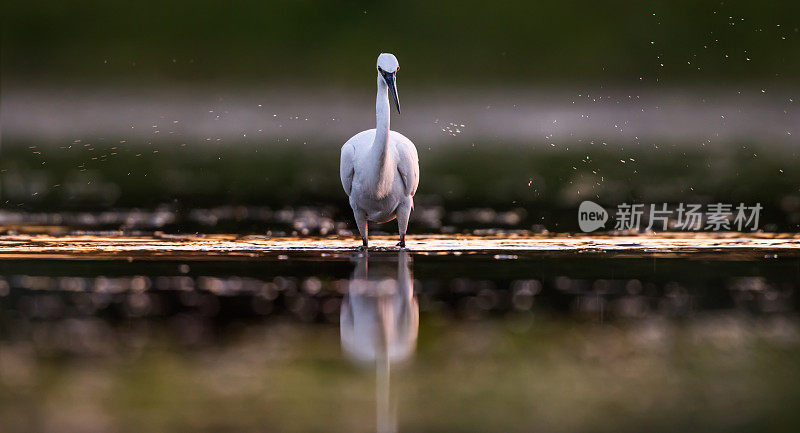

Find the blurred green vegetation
[[2, 318, 800, 433], [2, 0, 799, 86]]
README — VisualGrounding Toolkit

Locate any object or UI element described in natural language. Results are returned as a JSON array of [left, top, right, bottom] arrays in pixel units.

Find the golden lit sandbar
[[0, 233, 799, 260]]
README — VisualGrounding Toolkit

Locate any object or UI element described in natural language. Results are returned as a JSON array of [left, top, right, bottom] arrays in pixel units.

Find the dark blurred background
[[3, 0, 800, 85], [1, 0, 799, 232]]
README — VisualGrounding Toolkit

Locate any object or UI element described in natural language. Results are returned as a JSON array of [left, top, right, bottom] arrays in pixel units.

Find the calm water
[[1, 247, 799, 433]]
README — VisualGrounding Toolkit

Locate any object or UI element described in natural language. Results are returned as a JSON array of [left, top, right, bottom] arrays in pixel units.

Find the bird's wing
[[394, 135, 419, 197], [340, 141, 356, 196]]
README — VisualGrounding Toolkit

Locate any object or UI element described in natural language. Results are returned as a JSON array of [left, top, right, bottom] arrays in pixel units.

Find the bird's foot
[[396, 239, 406, 248], [359, 238, 369, 250]]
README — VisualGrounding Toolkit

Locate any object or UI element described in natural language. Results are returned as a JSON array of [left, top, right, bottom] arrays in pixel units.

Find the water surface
[[1, 240, 799, 432]]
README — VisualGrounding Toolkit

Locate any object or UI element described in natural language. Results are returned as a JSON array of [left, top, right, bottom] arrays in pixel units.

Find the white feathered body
[[341, 53, 417, 246], [340, 128, 419, 223]]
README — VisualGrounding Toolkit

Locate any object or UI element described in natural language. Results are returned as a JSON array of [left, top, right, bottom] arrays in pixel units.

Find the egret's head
[[376, 53, 399, 73], [376, 53, 400, 114]]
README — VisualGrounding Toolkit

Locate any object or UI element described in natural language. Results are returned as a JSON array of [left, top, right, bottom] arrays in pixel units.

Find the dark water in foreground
[[1, 249, 799, 433]]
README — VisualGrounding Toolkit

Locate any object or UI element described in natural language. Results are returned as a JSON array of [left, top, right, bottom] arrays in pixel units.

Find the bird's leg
[[395, 200, 412, 248], [354, 211, 369, 250]]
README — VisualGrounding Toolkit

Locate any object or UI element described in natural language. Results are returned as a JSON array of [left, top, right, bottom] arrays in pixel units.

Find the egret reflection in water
[[340, 251, 419, 433]]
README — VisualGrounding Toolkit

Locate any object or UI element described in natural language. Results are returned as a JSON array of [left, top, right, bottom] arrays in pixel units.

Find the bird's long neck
[[369, 75, 393, 197], [372, 75, 391, 162]]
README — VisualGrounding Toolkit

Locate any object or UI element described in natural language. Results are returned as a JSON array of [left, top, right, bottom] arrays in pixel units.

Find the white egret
[[340, 53, 419, 248]]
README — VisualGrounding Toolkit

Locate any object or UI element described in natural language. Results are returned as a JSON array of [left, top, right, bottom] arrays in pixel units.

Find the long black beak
[[381, 70, 401, 114]]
